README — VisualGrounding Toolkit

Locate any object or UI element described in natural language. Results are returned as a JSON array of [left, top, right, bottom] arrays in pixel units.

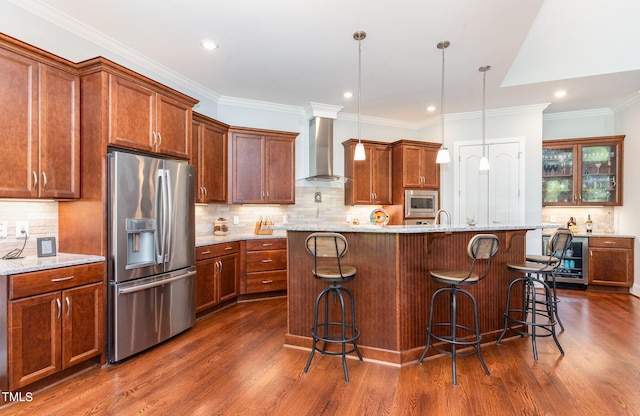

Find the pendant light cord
[[440, 45, 445, 143], [358, 36, 362, 142]]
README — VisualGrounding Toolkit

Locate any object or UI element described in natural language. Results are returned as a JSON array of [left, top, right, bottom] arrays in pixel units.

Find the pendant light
[[478, 65, 491, 171], [435, 41, 451, 164], [353, 31, 367, 161]]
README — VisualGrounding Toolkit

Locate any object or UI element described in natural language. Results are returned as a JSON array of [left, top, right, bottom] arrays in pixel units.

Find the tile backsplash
[[542, 206, 618, 234], [0, 200, 58, 258]]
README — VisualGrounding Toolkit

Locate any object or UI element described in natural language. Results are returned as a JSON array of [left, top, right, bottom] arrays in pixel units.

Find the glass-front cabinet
[[542, 135, 624, 206]]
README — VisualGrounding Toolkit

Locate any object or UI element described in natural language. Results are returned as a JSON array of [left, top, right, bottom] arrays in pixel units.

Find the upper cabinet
[[542, 135, 624, 206], [78, 57, 198, 160], [229, 127, 298, 204], [192, 113, 229, 203], [0, 35, 80, 199], [390, 140, 440, 205], [343, 139, 392, 205], [109, 74, 194, 159]]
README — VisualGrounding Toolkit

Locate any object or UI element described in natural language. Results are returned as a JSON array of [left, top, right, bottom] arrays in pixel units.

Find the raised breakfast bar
[[277, 224, 541, 366]]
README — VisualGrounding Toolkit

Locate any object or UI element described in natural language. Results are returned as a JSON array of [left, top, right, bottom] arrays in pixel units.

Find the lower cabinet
[[195, 241, 240, 314], [588, 237, 634, 287], [243, 239, 287, 294], [4, 262, 104, 391]]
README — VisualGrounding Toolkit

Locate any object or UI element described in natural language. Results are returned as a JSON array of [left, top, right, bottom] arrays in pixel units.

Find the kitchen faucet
[[435, 209, 451, 226]]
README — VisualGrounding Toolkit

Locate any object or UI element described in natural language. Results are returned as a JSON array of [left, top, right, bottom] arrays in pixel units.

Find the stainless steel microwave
[[405, 189, 439, 218]]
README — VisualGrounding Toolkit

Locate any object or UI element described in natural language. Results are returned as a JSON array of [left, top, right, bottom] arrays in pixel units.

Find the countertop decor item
[[214, 218, 229, 236], [370, 208, 390, 226]]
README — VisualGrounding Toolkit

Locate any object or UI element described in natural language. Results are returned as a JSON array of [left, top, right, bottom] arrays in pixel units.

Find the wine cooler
[[542, 235, 588, 285]]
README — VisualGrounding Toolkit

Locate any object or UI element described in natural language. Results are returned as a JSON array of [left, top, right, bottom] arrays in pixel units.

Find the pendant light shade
[[353, 31, 367, 161], [436, 41, 451, 164], [479, 65, 491, 171]]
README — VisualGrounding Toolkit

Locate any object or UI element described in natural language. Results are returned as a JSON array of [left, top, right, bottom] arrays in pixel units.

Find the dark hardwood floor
[[4, 290, 640, 415]]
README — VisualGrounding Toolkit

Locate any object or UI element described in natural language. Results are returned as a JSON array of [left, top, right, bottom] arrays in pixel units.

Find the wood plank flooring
[[4, 290, 640, 415]]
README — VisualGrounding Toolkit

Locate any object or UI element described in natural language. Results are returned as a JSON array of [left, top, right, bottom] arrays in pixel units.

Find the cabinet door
[[62, 283, 103, 369], [264, 136, 295, 204], [351, 147, 374, 204], [420, 147, 439, 188], [589, 247, 633, 287], [218, 253, 239, 302], [580, 142, 621, 205], [0, 48, 38, 198], [371, 146, 392, 204], [8, 292, 61, 389], [232, 133, 264, 203], [109, 75, 155, 153], [200, 122, 227, 202], [39, 64, 80, 199], [155, 94, 192, 159], [401, 146, 423, 187], [196, 259, 218, 313], [542, 145, 576, 205]]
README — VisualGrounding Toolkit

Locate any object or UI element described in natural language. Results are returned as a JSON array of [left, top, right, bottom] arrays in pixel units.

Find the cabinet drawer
[[589, 237, 633, 249], [10, 262, 105, 300], [246, 250, 287, 272], [246, 270, 287, 293], [196, 241, 240, 261], [246, 238, 286, 251]]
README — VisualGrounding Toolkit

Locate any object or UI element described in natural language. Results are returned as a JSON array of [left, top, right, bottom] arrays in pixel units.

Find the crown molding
[[446, 103, 551, 121], [611, 91, 640, 113], [218, 96, 307, 116], [543, 107, 613, 121]]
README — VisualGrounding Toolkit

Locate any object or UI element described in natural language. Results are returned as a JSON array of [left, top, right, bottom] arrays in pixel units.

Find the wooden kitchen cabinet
[[391, 140, 440, 191], [3, 262, 104, 391], [243, 239, 287, 294], [230, 127, 298, 204], [542, 136, 624, 206], [195, 242, 240, 314], [192, 113, 229, 203], [109, 74, 194, 159], [343, 139, 392, 205], [0, 35, 80, 199], [588, 237, 634, 289]]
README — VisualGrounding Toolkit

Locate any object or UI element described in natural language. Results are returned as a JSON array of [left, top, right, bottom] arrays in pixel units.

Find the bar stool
[[418, 234, 499, 386], [497, 229, 572, 360], [303, 232, 362, 383], [525, 228, 573, 330]]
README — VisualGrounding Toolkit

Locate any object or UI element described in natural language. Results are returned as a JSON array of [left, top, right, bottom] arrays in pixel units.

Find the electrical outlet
[[0, 221, 7, 238], [233, 216, 239, 225], [314, 191, 322, 203], [16, 221, 29, 238]]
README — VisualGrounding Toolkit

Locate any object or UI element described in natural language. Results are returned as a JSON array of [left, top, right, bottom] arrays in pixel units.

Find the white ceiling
[[3, 0, 640, 123]]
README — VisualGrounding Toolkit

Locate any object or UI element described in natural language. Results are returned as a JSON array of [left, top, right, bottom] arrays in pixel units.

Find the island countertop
[[283, 225, 534, 366], [272, 222, 546, 234]]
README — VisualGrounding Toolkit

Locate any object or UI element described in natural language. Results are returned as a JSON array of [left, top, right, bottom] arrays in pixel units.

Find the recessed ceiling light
[[427, 105, 436, 112], [200, 39, 219, 50], [554, 90, 567, 98], [343, 91, 353, 98]]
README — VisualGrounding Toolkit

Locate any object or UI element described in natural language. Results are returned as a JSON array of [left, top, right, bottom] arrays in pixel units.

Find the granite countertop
[[196, 231, 287, 247], [270, 223, 547, 234], [0, 253, 105, 275]]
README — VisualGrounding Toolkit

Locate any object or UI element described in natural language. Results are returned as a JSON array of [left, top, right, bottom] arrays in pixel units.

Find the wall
[[613, 96, 640, 297]]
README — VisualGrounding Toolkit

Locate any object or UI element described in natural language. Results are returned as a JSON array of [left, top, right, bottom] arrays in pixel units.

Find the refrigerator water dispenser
[[125, 218, 157, 269]]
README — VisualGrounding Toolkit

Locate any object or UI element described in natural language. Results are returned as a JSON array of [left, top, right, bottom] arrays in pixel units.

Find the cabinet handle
[[262, 243, 273, 247], [603, 241, 615, 245], [66, 296, 71, 317], [261, 259, 273, 263], [42, 171, 47, 190], [157, 132, 163, 147], [33, 171, 38, 190], [265, 190, 269, 198], [224, 246, 233, 250], [152, 131, 158, 147], [218, 260, 223, 273], [201, 250, 212, 255], [203, 186, 208, 197], [590, 250, 593, 257], [261, 280, 273, 284], [56, 298, 61, 319], [51, 275, 75, 282]]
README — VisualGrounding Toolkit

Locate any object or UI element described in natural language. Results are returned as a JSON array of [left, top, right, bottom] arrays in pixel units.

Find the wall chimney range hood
[[303, 103, 347, 182]]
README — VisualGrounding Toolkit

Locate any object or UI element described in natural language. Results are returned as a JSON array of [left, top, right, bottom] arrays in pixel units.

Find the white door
[[458, 141, 522, 225]]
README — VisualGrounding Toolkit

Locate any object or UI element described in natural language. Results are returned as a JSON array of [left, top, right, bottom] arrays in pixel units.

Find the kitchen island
[[276, 223, 541, 366]]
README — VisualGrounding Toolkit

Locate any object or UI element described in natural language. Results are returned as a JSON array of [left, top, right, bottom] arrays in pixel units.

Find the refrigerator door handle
[[156, 169, 166, 265], [164, 169, 173, 265], [118, 270, 197, 295]]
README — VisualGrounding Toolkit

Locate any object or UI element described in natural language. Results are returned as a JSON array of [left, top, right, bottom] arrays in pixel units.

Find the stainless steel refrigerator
[[108, 150, 196, 363]]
